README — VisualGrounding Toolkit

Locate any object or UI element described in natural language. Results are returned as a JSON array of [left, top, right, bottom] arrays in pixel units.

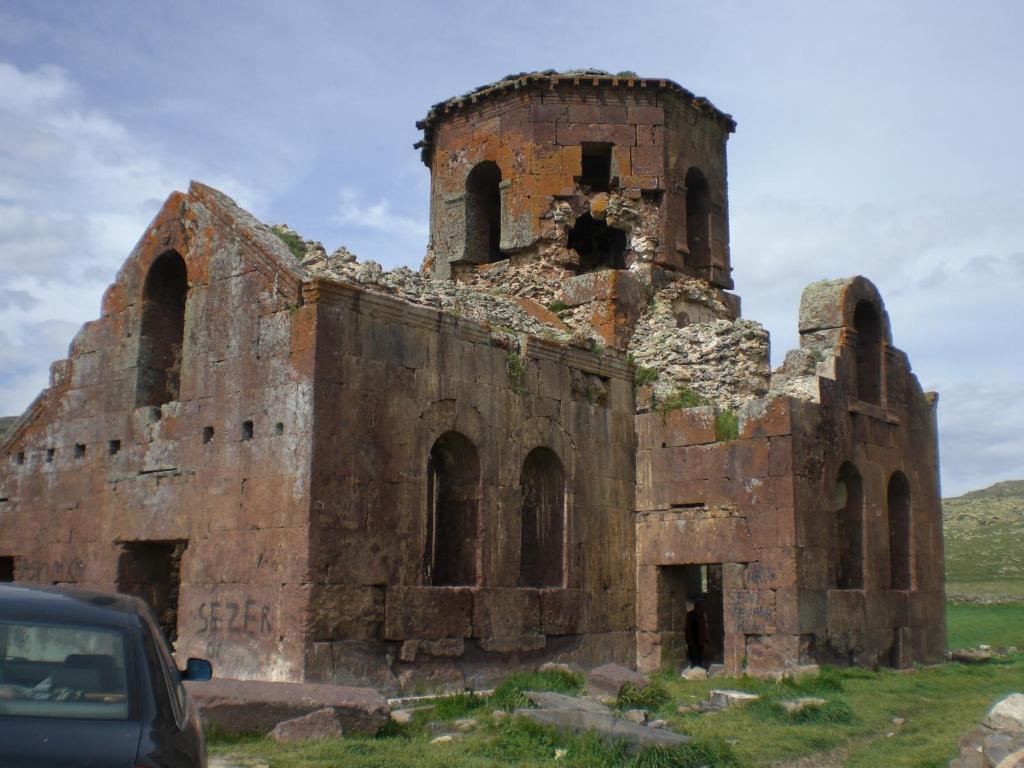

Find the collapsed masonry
[[0, 70, 945, 693]]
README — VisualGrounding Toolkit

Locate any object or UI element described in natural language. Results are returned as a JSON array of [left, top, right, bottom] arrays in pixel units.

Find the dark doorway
[[656, 563, 725, 669], [423, 432, 481, 586], [579, 143, 612, 192], [567, 214, 627, 272], [116, 541, 187, 644], [684, 167, 711, 269], [465, 161, 502, 263], [135, 250, 188, 408], [519, 447, 565, 588], [835, 463, 864, 589], [888, 472, 912, 590], [0, 557, 13, 582], [854, 300, 883, 405]]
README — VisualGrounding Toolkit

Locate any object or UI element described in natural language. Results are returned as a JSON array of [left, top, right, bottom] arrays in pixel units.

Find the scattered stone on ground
[[707, 663, 726, 678], [951, 648, 995, 664], [492, 709, 510, 723], [951, 693, 1024, 768], [431, 734, 457, 744], [709, 689, 760, 709], [681, 666, 708, 680], [515, 690, 689, 754], [585, 663, 649, 699], [390, 709, 415, 725], [624, 709, 648, 724], [270, 707, 343, 743], [185, 678, 389, 736], [780, 697, 827, 713], [453, 718, 478, 732], [538, 662, 575, 675], [648, 719, 669, 729]]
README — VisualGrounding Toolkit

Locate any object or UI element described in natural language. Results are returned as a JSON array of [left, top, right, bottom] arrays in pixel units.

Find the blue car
[[0, 584, 212, 768]]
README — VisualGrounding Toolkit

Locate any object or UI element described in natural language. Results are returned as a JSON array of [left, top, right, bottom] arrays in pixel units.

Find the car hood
[[0, 717, 142, 768]]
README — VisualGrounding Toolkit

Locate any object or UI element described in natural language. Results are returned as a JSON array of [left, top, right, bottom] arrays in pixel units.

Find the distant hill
[[944, 479, 1024, 601]]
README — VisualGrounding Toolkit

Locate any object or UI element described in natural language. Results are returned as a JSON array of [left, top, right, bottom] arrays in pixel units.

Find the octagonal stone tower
[[416, 70, 736, 289]]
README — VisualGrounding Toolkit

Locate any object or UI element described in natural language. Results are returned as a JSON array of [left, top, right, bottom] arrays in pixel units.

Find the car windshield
[[0, 621, 130, 720]]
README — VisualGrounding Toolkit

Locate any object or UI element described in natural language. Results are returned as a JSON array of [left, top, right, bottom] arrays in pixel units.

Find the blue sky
[[1, 0, 1022, 495]]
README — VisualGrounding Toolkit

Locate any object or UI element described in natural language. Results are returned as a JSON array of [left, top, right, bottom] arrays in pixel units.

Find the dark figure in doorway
[[685, 599, 710, 667]]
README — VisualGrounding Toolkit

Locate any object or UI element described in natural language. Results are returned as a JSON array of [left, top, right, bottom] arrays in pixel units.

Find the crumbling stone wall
[[0, 183, 317, 681], [418, 70, 735, 288]]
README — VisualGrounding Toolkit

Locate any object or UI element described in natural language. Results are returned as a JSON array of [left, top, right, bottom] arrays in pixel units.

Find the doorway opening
[[0, 557, 13, 582], [116, 540, 187, 644], [656, 563, 724, 669]]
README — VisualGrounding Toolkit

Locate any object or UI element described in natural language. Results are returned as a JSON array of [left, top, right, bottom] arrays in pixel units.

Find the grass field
[[208, 603, 1024, 768], [944, 480, 1024, 600]]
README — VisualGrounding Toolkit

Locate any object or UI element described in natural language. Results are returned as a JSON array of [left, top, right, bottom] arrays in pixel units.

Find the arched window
[[423, 432, 481, 586], [835, 462, 864, 590], [854, 300, 882, 405], [684, 167, 711, 269], [567, 213, 627, 272], [135, 250, 188, 407], [465, 161, 502, 263], [888, 472, 912, 590], [519, 448, 565, 588]]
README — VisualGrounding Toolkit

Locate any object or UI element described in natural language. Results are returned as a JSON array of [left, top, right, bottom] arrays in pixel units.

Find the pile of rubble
[[275, 225, 776, 413], [951, 693, 1024, 768], [276, 226, 575, 349], [628, 278, 771, 411]]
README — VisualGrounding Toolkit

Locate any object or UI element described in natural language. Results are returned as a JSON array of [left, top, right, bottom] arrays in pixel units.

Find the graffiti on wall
[[196, 599, 272, 635]]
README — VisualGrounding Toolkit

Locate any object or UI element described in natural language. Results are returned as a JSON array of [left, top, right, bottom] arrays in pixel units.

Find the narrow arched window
[[888, 472, 912, 590], [465, 161, 502, 263], [684, 167, 711, 269], [135, 250, 188, 407], [423, 432, 481, 586], [854, 300, 882, 405], [835, 462, 864, 590], [519, 447, 565, 587]]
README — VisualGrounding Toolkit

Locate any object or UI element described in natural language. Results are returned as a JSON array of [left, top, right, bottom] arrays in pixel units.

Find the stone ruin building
[[0, 70, 945, 692]]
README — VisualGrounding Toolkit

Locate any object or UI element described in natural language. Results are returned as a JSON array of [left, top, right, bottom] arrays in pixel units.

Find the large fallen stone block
[[708, 689, 760, 709], [586, 663, 648, 699], [516, 690, 689, 754], [985, 694, 1024, 734], [271, 708, 344, 743], [185, 678, 389, 735]]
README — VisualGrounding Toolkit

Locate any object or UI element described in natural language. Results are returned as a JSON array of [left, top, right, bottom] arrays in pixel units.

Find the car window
[[139, 608, 187, 723], [0, 621, 130, 720]]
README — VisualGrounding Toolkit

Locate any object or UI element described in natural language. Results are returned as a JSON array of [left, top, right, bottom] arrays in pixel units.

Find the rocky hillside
[[944, 480, 1024, 601]]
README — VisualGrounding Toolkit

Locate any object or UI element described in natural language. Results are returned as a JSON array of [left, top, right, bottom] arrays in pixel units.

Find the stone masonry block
[[384, 587, 473, 640]]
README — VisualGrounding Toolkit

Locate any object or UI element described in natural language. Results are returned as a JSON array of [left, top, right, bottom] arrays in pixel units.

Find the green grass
[[946, 601, 1024, 648], [713, 410, 739, 442], [271, 225, 305, 260], [209, 605, 1024, 768]]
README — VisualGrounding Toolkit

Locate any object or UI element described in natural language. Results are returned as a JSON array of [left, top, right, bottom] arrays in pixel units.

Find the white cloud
[[334, 188, 428, 240], [0, 59, 257, 415]]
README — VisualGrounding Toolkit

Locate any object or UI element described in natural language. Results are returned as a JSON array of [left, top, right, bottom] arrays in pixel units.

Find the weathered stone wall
[[788, 278, 945, 668], [302, 280, 638, 693], [0, 183, 317, 681], [634, 400, 800, 675]]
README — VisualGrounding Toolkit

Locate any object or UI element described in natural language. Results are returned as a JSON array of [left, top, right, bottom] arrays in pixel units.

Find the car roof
[[0, 584, 144, 629]]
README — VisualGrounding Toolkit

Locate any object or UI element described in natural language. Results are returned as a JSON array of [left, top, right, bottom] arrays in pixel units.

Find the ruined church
[[0, 71, 945, 693]]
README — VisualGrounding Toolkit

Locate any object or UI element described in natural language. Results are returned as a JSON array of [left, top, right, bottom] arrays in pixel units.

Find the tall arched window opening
[[684, 167, 711, 269], [835, 462, 864, 590], [465, 161, 502, 263], [854, 300, 882, 405], [567, 214, 627, 272], [135, 250, 188, 408], [888, 472, 912, 590], [519, 447, 565, 587], [423, 432, 481, 586]]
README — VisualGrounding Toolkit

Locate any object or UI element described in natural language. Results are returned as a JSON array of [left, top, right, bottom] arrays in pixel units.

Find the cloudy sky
[[1, 1, 1021, 495]]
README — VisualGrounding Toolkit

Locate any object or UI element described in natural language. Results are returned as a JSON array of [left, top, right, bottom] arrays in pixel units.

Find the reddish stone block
[[567, 104, 627, 124], [384, 587, 473, 640], [628, 105, 665, 125], [630, 146, 663, 176]]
